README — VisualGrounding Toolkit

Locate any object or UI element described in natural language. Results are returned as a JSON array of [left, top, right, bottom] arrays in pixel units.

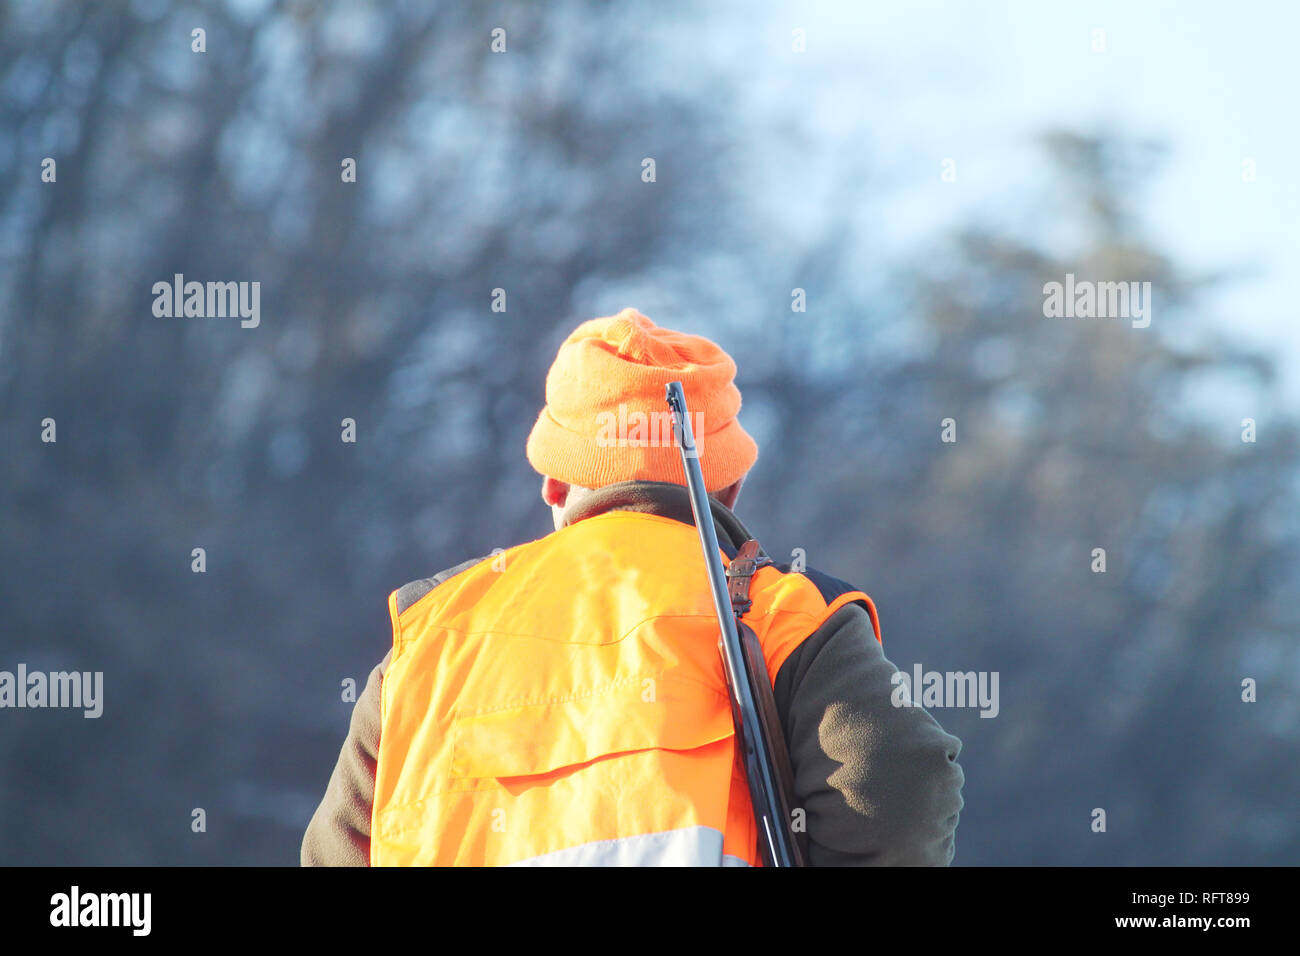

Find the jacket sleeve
[[301, 558, 488, 866], [300, 651, 389, 866], [774, 603, 965, 865]]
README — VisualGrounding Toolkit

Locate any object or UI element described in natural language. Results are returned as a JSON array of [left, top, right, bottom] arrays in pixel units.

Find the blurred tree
[[0, 0, 738, 864], [743, 130, 1300, 864]]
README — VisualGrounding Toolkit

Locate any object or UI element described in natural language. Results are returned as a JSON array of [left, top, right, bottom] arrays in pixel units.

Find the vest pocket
[[450, 674, 733, 780]]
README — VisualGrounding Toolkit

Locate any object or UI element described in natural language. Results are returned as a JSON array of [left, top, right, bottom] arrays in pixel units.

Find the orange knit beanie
[[525, 308, 758, 492]]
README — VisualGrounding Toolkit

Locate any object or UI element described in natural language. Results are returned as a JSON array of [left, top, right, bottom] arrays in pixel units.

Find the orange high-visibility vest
[[370, 510, 878, 866]]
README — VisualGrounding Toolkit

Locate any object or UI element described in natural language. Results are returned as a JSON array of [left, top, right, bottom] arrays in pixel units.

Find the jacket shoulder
[[393, 554, 492, 615], [769, 561, 864, 606], [763, 559, 880, 642]]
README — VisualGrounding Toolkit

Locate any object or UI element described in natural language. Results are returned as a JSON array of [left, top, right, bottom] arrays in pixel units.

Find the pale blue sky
[[722, 0, 1299, 403]]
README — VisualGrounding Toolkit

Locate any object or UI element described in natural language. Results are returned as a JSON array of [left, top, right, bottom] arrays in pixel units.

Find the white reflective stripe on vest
[[507, 826, 752, 867]]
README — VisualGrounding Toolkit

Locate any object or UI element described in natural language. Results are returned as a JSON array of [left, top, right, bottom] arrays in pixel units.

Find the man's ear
[[714, 476, 744, 510], [542, 475, 570, 507]]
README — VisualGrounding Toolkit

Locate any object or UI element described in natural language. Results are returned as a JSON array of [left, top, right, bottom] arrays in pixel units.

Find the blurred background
[[2, 0, 1297, 865]]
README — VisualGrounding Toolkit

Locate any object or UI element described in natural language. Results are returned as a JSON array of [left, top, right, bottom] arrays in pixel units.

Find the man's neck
[[559, 479, 756, 553]]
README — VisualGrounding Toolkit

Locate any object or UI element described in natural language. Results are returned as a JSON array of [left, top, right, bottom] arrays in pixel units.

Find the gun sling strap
[[726, 538, 809, 865]]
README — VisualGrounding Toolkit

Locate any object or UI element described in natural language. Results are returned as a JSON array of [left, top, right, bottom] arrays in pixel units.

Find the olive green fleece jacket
[[302, 480, 964, 866]]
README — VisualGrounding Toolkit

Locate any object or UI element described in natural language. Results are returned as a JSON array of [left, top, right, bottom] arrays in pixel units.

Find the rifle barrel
[[666, 381, 798, 868]]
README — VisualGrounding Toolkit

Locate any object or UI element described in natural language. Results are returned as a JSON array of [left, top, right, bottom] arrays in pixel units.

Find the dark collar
[[559, 480, 756, 556]]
